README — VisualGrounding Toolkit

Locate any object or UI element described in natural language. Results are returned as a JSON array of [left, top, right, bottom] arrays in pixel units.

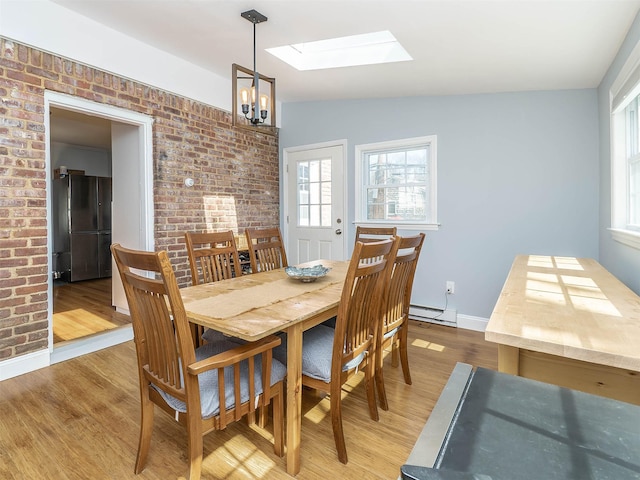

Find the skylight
[[266, 31, 412, 71]]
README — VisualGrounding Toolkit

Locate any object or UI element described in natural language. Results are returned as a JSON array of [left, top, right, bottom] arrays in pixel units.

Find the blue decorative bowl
[[285, 265, 331, 283]]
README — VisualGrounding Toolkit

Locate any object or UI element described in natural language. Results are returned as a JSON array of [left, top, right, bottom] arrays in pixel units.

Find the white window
[[610, 40, 640, 249], [627, 97, 640, 229], [355, 136, 437, 230]]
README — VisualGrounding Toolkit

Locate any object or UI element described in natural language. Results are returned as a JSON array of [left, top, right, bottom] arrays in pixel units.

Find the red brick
[[1, 38, 279, 364], [6, 69, 41, 86]]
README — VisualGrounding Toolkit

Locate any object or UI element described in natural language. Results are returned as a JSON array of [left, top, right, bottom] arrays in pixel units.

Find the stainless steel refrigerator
[[53, 175, 112, 282]]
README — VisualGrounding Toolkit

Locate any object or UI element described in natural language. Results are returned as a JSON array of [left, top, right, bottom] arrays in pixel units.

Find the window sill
[[354, 222, 440, 231], [609, 228, 640, 250]]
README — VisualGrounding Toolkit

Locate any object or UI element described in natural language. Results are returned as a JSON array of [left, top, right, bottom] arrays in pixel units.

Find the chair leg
[[391, 337, 400, 367], [247, 410, 256, 426], [375, 349, 389, 412], [330, 387, 348, 464], [272, 385, 284, 457], [399, 324, 412, 385], [258, 405, 268, 428], [365, 360, 379, 421], [134, 389, 154, 474], [186, 419, 203, 480], [190, 323, 204, 349]]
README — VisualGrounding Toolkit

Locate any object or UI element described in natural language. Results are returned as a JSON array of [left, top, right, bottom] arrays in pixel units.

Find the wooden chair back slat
[[245, 227, 288, 273], [185, 231, 242, 285], [354, 226, 397, 243]]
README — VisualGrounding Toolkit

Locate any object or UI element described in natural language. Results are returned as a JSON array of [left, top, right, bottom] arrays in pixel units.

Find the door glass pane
[[310, 205, 320, 226], [296, 157, 332, 227], [321, 205, 331, 226], [310, 182, 320, 205], [321, 182, 332, 204], [309, 160, 320, 182], [298, 183, 309, 205], [299, 205, 309, 226], [321, 159, 331, 180]]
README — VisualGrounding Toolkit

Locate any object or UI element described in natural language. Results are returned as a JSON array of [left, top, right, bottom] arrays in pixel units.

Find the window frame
[[354, 135, 438, 231], [610, 38, 640, 250]]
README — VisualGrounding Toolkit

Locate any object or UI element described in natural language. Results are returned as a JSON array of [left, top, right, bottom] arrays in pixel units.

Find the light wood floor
[[53, 278, 131, 343], [0, 321, 497, 480]]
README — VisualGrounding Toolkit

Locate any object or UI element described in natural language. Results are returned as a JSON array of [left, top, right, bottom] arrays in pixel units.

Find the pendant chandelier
[[232, 9, 276, 134]]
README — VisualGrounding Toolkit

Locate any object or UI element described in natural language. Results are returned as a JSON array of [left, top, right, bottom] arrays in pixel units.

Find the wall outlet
[[446, 281, 455, 294]]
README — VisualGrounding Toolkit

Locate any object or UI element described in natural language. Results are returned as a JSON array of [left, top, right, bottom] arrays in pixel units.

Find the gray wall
[[51, 142, 112, 177], [280, 90, 599, 319], [598, 12, 640, 293]]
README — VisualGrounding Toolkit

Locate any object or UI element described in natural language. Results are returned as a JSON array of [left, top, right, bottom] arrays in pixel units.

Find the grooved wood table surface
[[485, 254, 640, 405], [180, 259, 349, 475]]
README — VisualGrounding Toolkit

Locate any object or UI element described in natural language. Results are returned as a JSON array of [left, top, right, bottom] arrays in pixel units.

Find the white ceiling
[[49, 0, 640, 103], [47, 1, 640, 149]]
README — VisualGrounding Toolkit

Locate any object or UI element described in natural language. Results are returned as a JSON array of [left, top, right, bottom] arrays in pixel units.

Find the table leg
[[497, 344, 520, 375], [286, 323, 303, 475]]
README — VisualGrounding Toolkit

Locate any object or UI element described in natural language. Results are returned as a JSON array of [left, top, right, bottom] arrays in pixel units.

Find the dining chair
[[185, 230, 242, 285], [354, 226, 397, 243], [375, 233, 425, 411], [111, 243, 285, 480], [185, 231, 242, 346], [245, 227, 288, 273], [354, 226, 397, 267], [275, 237, 399, 464]]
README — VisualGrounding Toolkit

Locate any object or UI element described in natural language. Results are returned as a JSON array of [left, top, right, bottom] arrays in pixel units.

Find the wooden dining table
[[485, 254, 640, 405], [179, 259, 349, 475]]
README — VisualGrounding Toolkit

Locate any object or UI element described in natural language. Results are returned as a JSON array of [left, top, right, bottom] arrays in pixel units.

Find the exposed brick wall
[[0, 37, 280, 361]]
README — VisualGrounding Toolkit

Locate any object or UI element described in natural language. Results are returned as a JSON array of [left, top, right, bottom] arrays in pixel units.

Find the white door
[[285, 143, 346, 264]]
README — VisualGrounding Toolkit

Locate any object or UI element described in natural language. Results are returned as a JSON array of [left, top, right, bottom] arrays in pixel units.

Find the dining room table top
[[179, 258, 349, 341], [485, 254, 640, 371]]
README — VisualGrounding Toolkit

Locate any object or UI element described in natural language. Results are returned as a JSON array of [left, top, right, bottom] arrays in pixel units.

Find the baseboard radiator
[[408, 304, 457, 328]]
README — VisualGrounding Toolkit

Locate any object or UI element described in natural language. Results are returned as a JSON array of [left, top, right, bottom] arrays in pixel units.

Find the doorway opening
[[46, 92, 154, 363]]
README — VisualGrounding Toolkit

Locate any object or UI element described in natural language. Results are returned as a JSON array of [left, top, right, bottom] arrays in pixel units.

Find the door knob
[[335, 229, 342, 235]]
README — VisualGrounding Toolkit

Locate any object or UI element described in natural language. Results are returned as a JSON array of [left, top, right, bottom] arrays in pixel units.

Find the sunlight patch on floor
[[53, 308, 121, 341], [209, 433, 277, 479], [303, 370, 368, 425], [411, 338, 445, 351], [304, 398, 331, 424]]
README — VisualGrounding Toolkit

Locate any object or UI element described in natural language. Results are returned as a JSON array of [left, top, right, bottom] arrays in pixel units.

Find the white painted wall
[[0, 0, 231, 111]]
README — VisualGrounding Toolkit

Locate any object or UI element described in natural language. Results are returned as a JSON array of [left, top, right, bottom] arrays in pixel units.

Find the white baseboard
[[457, 314, 488, 332], [51, 325, 133, 364], [0, 349, 50, 381], [410, 313, 489, 332], [0, 325, 134, 381], [409, 305, 457, 327]]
